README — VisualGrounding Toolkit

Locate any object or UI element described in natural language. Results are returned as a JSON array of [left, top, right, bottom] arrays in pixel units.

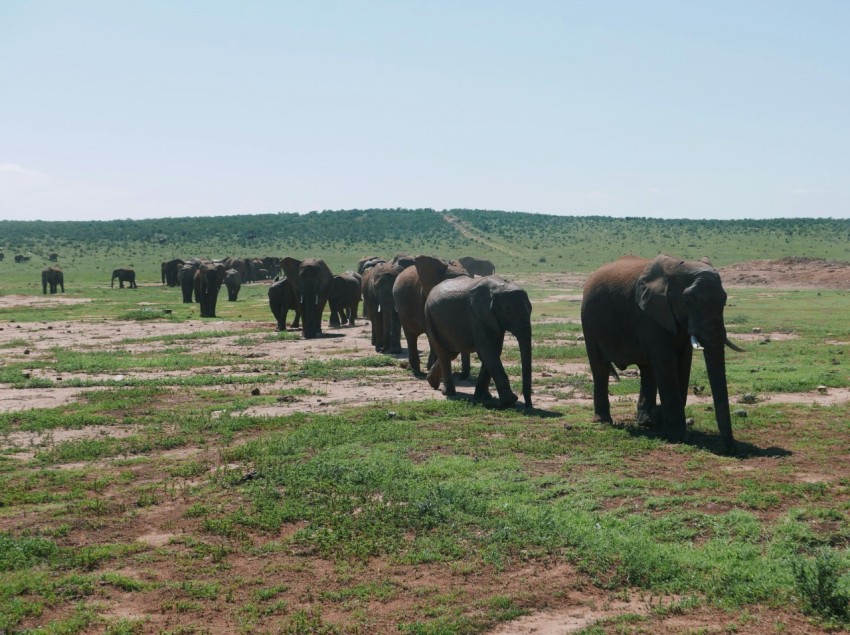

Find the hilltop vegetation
[[1, 209, 849, 284]]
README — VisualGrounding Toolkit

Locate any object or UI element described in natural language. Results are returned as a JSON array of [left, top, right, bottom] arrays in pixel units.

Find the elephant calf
[[425, 276, 532, 407], [268, 277, 301, 331], [225, 269, 242, 301], [42, 267, 64, 294], [111, 268, 137, 289]]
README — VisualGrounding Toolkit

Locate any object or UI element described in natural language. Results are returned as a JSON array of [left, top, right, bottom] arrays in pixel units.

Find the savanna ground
[[3, 241, 850, 634]]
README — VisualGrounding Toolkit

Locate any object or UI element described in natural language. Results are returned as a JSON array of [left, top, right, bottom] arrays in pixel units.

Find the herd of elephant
[[37, 251, 744, 452]]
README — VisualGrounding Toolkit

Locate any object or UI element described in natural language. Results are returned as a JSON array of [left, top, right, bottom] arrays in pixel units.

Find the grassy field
[[2, 212, 850, 634]]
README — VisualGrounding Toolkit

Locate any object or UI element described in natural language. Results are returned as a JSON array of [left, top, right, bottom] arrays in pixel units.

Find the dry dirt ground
[[2, 259, 850, 634]]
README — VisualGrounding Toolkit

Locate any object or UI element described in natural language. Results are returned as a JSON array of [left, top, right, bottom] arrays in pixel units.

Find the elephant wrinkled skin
[[281, 257, 334, 339], [224, 269, 242, 301], [581, 254, 742, 452], [425, 276, 533, 407], [193, 263, 226, 318]]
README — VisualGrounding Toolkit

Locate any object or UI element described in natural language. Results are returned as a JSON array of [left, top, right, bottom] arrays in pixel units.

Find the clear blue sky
[[1, 1, 848, 221]]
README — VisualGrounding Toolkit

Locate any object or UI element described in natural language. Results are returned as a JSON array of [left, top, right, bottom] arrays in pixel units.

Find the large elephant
[[363, 261, 408, 353], [393, 255, 471, 374], [42, 267, 65, 294], [328, 272, 362, 327], [161, 258, 185, 286], [280, 257, 334, 339], [268, 277, 301, 331], [581, 255, 743, 452], [226, 257, 254, 284], [357, 255, 383, 275], [48, 252, 59, 262], [224, 268, 242, 301], [111, 268, 137, 289], [458, 256, 496, 277], [178, 261, 202, 303], [425, 276, 532, 407], [193, 263, 226, 318]]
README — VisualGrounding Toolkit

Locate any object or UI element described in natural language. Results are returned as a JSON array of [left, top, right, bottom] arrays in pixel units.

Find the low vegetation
[[1, 211, 849, 633]]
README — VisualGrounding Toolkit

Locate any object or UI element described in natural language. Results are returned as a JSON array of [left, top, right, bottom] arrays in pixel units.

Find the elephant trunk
[[302, 282, 320, 339], [519, 329, 533, 408], [703, 345, 736, 453]]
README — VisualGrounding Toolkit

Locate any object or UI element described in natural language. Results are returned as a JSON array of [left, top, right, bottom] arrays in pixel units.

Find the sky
[[1, 1, 848, 221]]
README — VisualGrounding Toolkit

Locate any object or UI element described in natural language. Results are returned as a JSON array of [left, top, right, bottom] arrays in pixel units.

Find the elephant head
[[636, 255, 742, 448], [281, 257, 334, 339], [469, 278, 533, 407]]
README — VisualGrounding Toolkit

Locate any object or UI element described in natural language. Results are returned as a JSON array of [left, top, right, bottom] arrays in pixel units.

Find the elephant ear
[[281, 257, 302, 288], [636, 261, 677, 333], [414, 255, 449, 294]]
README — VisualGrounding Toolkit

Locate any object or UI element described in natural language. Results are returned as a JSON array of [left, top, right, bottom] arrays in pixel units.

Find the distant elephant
[[224, 268, 242, 301], [581, 255, 743, 452], [281, 257, 334, 339], [363, 260, 409, 353], [358, 257, 386, 318], [357, 255, 383, 275], [48, 253, 58, 262], [15, 254, 30, 263], [458, 256, 495, 277], [41, 267, 64, 294], [178, 261, 202, 303], [268, 276, 301, 331], [328, 272, 362, 327], [161, 258, 185, 286], [261, 256, 281, 278], [0, 252, 4, 261], [193, 263, 226, 317], [226, 257, 254, 284], [111, 268, 137, 289], [393, 255, 471, 375], [425, 276, 532, 407]]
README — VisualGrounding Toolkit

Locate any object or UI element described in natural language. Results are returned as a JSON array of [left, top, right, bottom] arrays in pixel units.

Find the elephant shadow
[[443, 391, 561, 417], [614, 421, 792, 457]]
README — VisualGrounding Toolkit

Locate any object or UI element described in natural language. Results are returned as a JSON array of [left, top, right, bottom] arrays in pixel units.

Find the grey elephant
[[458, 256, 495, 277], [281, 257, 334, 339], [363, 260, 409, 353], [224, 268, 242, 301], [193, 263, 226, 318], [393, 255, 471, 375], [178, 262, 201, 303], [42, 267, 65, 294], [425, 276, 533, 407], [268, 276, 301, 331], [328, 272, 361, 327], [161, 258, 185, 286], [111, 268, 137, 289], [581, 255, 743, 452]]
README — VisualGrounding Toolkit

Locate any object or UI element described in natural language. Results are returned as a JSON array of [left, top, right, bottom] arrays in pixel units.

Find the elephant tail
[[608, 363, 620, 382]]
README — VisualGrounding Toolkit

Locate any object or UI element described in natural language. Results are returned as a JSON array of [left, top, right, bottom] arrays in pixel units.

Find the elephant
[[261, 256, 281, 278], [48, 253, 58, 262], [425, 276, 533, 407], [358, 257, 386, 318], [393, 255, 472, 375], [42, 267, 65, 294], [458, 256, 495, 277], [224, 268, 242, 301], [193, 263, 226, 317], [15, 254, 30, 263], [328, 272, 362, 327], [280, 257, 334, 339], [111, 268, 137, 289], [178, 261, 204, 303], [581, 255, 743, 452], [161, 258, 185, 286], [268, 276, 301, 331], [226, 257, 254, 284], [0, 252, 4, 261], [363, 261, 409, 353], [357, 255, 383, 275]]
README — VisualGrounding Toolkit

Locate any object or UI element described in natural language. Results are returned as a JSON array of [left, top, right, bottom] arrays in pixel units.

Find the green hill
[[2, 209, 849, 283]]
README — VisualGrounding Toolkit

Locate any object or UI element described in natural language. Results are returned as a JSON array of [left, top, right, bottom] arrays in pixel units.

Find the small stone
[[250, 388, 260, 396], [22, 372, 31, 379], [685, 418, 695, 427], [211, 410, 224, 419], [47, 326, 53, 330], [23, 349, 30, 355], [759, 338, 770, 345], [56, 377, 62, 381], [817, 385, 828, 394], [387, 411, 397, 418], [576, 334, 585, 341], [752, 327, 762, 333], [739, 393, 757, 404], [734, 409, 748, 418]]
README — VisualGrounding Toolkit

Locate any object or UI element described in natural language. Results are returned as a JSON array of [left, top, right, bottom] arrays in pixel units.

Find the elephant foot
[[426, 371, 441, 391], [473, 388, 493, 401], [441, 385, 457, 397], [498, 392, 519, 407], [592, 413, 613, 424], [636, 411, 654, 428]]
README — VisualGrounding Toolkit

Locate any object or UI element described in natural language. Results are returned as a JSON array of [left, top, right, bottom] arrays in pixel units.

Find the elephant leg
[[636, 363, 657, 427], [405, 330, 421, 374], [292, 308, 301, 329], [474, 331, 517, 406], [677, 345, 694, 408], [458, 353, 471, 379], [474, 365, 493, 401], [585, 339, 613, 423], [651, 351, 687, 442], [385, 311, 402, 354]]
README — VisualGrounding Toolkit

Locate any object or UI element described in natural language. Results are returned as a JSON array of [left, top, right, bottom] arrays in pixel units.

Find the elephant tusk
[[725, 337, 745, 352], [377, 304, 382, 313], [300, 295, 304, 304], [690, 335, 704, 350]]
